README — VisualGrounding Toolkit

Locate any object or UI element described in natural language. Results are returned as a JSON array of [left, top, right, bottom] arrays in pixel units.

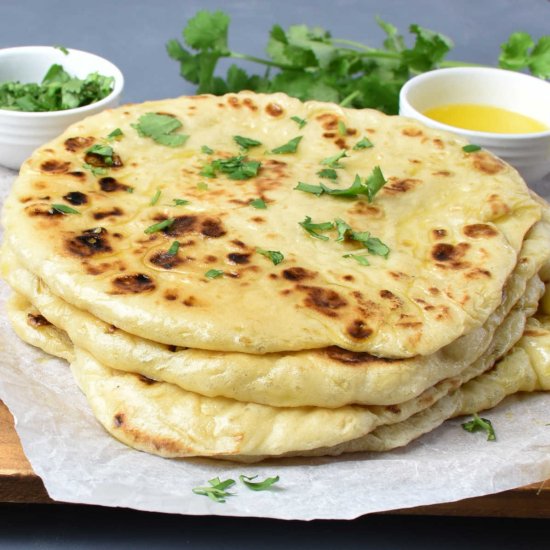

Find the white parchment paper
[[1, 164, 550, 520]]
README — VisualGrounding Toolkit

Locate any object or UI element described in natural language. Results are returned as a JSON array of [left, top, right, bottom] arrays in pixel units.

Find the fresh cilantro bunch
[[0, 64, 114, 112], [167, 10, 550, 115]]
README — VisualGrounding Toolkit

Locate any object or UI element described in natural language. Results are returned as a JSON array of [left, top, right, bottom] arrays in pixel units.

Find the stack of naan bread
[[2, 91, 550, 462]]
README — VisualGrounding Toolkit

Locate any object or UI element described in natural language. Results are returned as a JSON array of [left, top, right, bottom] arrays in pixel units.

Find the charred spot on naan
[[382, 177, 421, 195], [24, 203, 63, 218], [159, 215, 227, 239], [431, 242, 471, 269], [281, 267, 317, 281], [26, 312, 52, 328], [463, 223, 498, 238], [470, 151, 505, 175], [40, 159, 72, 174], [227, 253, 251, 265], [148, 251, 186, 270], [110, 273, 156, 294], [98, 177, 132, 193], [297, 285, 348, 317], [64, 136, 95, 152], [93, 207, 124, 221], [65, 227, 113, 257], [63, 191, 88, 205], [84, 150, 123, 169], [324, 346, 402, 364]]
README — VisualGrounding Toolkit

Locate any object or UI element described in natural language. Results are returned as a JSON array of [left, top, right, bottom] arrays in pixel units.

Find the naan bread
[[6, 279, 543, 460], [2, 92, 541, 356], [2, 210, 549, 407]]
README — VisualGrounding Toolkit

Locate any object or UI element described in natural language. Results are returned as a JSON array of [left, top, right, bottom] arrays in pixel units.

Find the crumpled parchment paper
[[1, 165, 550, 520]]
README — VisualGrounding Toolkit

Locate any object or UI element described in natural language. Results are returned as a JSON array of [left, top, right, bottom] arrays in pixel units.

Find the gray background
[[1, 0, 550, 547]]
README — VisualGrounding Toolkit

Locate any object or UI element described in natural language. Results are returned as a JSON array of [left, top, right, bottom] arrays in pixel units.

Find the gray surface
[[1, 0, 549, 104], [1, 0, 549, 547]]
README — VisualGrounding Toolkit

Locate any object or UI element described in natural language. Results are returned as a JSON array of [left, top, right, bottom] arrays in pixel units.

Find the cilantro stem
[[229, 51, 292, 70], [339, 90, 361, 108]]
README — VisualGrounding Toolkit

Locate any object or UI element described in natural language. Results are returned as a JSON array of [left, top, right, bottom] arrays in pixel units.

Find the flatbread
[[2, 210, 549, 407], [1, 92, 541, 356], [6, 277, 542, 460]]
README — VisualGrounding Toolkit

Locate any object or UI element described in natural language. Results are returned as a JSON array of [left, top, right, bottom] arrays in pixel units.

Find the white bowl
[[0, 46, 124, 170], [399, 67, 550, 184]]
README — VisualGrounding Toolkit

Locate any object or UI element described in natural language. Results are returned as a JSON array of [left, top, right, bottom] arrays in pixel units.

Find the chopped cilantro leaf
[[144, 218, 175, 234], [317, 168, 338, 180], [197, 181, 209, 190], [320, 149, 348, 168], [462, 144, 482, 153], [257, 248, 284, 265], [299, 216, 334, 240], [150, 188, 161, 205], [290, 115, 307, 128], [353, 137, 374, 150], [173, 198, 190, 206], [239, 474, 280, 491], [83, 163, 108, 177], [461, 413, 496, 441], [167, 240, 180, 255], [205, 268, 224, 279], [201, 144, 214, 154], [202, 155, 261, 180], [294, 182, 324, 196], [233, 135, 262, 151], [334, 218, 352, 241], [51, 203, 80, 215], [250, 198, 267, 209], [337, 120, 346, 136], [132, 113, 189, 147], [343, 253, 370, 266], [192, 476, 235, 502], [271, 136, 303, 154], [107, 128, 124, 141], [350, 231, 390, 257]]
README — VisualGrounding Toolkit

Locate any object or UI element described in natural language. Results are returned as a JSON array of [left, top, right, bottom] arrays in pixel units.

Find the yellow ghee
[[423, 103, 548, 134]]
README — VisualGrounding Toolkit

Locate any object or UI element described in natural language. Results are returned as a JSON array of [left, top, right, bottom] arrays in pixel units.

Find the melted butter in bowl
[[399, 67, 550, 183], [423, 103, 549, 134]]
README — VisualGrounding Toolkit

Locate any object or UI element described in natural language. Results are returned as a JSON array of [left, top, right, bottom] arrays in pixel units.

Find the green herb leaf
[[239, 474, 280, 491], [132, 113, 189, 147], [317, 168, 338, 180], [86, 143, 115, 165], [343, 253, 370, 266], [150, 188, 162, 206], [461, 413, 496, 441], [167, 240, 180, 255], [290, 115, 307, 128], [250, 198, 267, 209], [51, 203, 80, 215], [334, 218, 352, 241], [144, 218, 175, 234], [107, 128, 124, 141], [54, 45, 69, 55], [0, 63, 114, 112], [201, 145, 214, 155], [202, 155, 261, 180], [462, 144, 482, 153], [320, 149, 348, 168], [83, 163, 108, 177], [294, 182, 324, 196], [319, 174, 366, 197], [197, 181, 209, 190], [349, 231, 390, 257], [257, 248, 284, 265], [183, 10, 230, 52], [233, 135, 262, 151], [271, 136, 303, 154], [353, 137, 374, 150], [192, 476, 235, 503], [299, 216, 334, 240], [205, 268, 224, 279], [337, 120, 346, 136], [173, 198, 190, 206], [364, 165, 387, 202], [499, 33, 550, 79]]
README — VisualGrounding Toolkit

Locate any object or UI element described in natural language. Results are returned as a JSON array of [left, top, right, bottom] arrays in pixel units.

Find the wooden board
[[1, 398, 550, 515]]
